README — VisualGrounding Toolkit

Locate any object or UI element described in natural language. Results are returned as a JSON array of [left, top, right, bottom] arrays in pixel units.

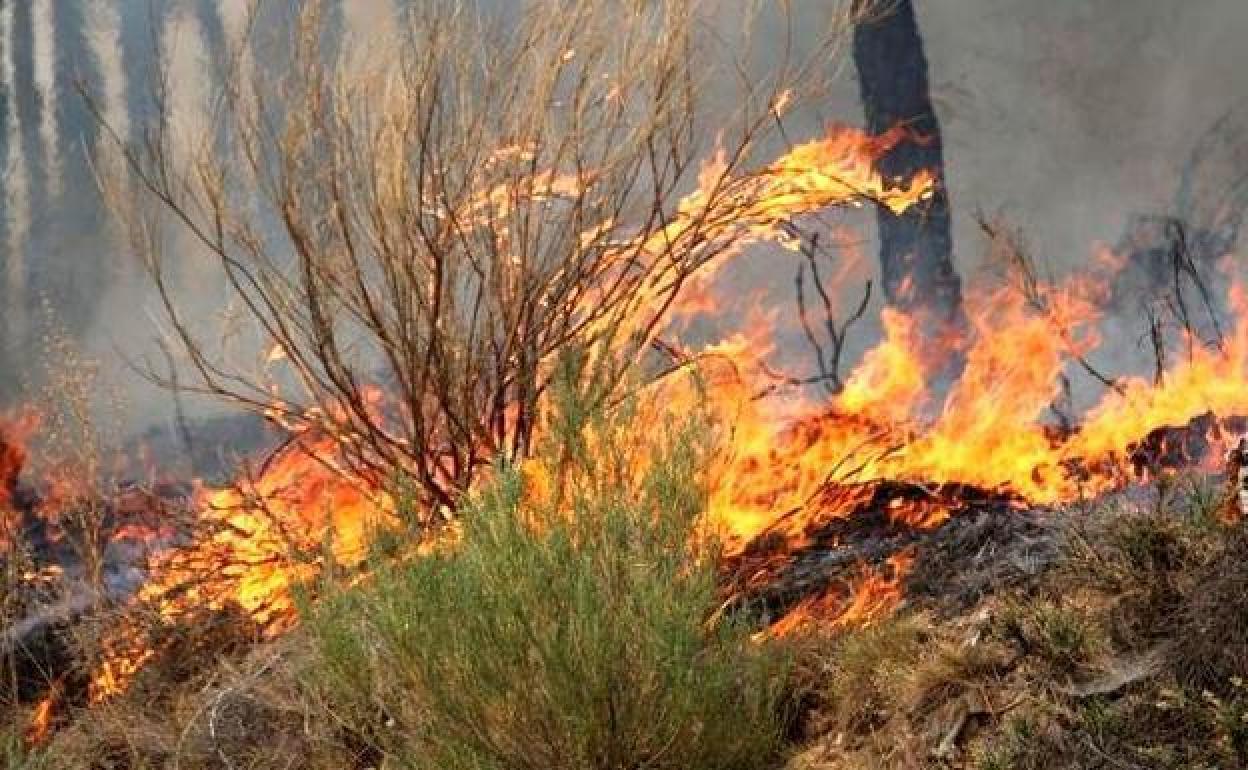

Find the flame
[[765, 550, 914, 638], [0, 410, 38, 507], [578, 123, 936, 353], [24, 691, 55, 747], [688, 255, 1243, 553], [89, 642, 156, 702], [136, 434, 400, 635], [1072, 289, 1248, 464], [31, 119, 1248, 715]]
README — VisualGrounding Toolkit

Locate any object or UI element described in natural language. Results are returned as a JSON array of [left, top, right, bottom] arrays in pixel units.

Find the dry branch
[[93, 0, 860, 517]]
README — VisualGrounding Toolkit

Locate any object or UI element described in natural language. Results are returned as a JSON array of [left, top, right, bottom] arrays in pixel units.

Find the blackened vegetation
[[1128, 412, 1248, 478], [722, 478, 1039, 625], [722, 411, 1247, 631]]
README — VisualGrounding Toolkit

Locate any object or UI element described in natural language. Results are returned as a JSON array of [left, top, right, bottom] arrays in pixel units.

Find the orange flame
[[23, 689, 56, 747], [765, 550, 914, 638], [68, 119, 1248, 701]]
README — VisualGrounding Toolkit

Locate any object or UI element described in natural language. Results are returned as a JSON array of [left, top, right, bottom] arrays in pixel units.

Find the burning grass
[[9, 1, 1248, 765], [11, 401, 1248, 769]]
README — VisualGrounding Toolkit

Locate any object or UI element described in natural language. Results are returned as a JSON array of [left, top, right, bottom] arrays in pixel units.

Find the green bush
[[305, 392, 790, 770], [2, 729, 47, 770]]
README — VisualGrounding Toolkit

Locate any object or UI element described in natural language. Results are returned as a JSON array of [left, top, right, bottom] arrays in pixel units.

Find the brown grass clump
[[1176, 528, 1248, 690], [780, 478, 1248, 769], [33, 636, 359, 770]]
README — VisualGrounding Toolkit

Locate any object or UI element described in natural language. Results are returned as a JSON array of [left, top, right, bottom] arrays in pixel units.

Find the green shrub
[[2, 729, 47, 770], [305, 392, 790, 770]]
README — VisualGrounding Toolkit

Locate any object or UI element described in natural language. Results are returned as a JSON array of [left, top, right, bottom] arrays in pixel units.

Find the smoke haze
[[0, 0, 1245, 437]]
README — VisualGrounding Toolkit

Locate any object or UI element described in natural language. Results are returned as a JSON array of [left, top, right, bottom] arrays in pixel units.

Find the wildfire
[[9, 120, 1248, 726], [678, 264, 1248, 553], [24, 691, 55, 747]]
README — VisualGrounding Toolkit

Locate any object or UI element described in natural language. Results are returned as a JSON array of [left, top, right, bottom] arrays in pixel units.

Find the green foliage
[[972, 715, 1047, 770], [996, 597, 1100, 674], [2, 729, 47, 770], [305, 389, 790, 770], [1031, 602, 1097, 670]]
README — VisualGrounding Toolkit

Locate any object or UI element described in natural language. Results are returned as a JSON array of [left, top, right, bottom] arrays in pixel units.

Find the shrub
[[104, 0, 849, 514], [1, 729, 47, 770], [304, 387, 791, 770]]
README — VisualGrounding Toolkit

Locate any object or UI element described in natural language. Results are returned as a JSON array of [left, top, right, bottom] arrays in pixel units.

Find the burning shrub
[[304, 387, 792, 769], [98, 0, 898, 517]]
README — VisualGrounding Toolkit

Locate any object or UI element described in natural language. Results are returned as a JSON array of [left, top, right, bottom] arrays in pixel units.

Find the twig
[[975, 214, 1124, 395], [786, 222, 874, 395], [1165, 218, 1225, 352]]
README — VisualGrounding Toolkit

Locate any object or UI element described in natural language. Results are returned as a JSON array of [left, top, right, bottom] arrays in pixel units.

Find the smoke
[[1, 2, 31, 349], [161, 5, 210, 176], [341, 0, 400, 50], [84, 1, 130, 161], [2, 1, 1248, 444], [914, 0, 1248, 273], [31, 0, 61, 205]]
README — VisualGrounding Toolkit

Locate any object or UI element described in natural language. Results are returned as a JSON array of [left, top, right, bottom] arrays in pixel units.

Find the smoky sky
[[1, 0, 1246, 431], [918, 0, 1248, 273]]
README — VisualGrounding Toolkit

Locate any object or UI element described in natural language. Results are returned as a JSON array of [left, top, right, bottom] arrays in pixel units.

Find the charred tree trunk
[[853, 0, 964, 329]]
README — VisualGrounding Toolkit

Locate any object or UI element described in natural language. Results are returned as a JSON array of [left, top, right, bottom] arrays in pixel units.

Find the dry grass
[[777, 477, 1248, 769], [29, 636, 358, 770]]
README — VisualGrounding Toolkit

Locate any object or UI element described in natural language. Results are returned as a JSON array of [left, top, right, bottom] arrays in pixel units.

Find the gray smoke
[[0, 1, 1245, 442]]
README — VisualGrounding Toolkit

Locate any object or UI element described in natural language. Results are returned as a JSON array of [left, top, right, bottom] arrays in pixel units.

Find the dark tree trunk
[[853, 0, 964, 329]]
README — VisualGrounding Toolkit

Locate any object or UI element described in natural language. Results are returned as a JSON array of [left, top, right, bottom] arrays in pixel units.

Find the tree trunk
[[853, 0, 964, 329]]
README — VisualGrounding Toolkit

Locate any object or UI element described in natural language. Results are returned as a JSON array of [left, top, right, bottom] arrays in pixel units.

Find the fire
[[684, 251, 1247, 557], [835, 550, 917, 628], [1072, 286, 1248, 464], [0, 410, 38, 513], [580, 123, 936, 352], [14, 117, 1248, 724], [66, 123, 930, 699], [765, 550, 914, 638], [89, 642, 155, 702], [138, 435, 397, 632], [24, 690, 55, 747]]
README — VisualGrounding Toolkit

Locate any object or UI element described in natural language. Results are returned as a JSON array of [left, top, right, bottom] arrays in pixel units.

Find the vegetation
[[305, 380, 793, 769], [102, 0, 844, 514], [9, 3, 1248, 768], [782, 474, 1248, 769], [2, 729, 46, 770]]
